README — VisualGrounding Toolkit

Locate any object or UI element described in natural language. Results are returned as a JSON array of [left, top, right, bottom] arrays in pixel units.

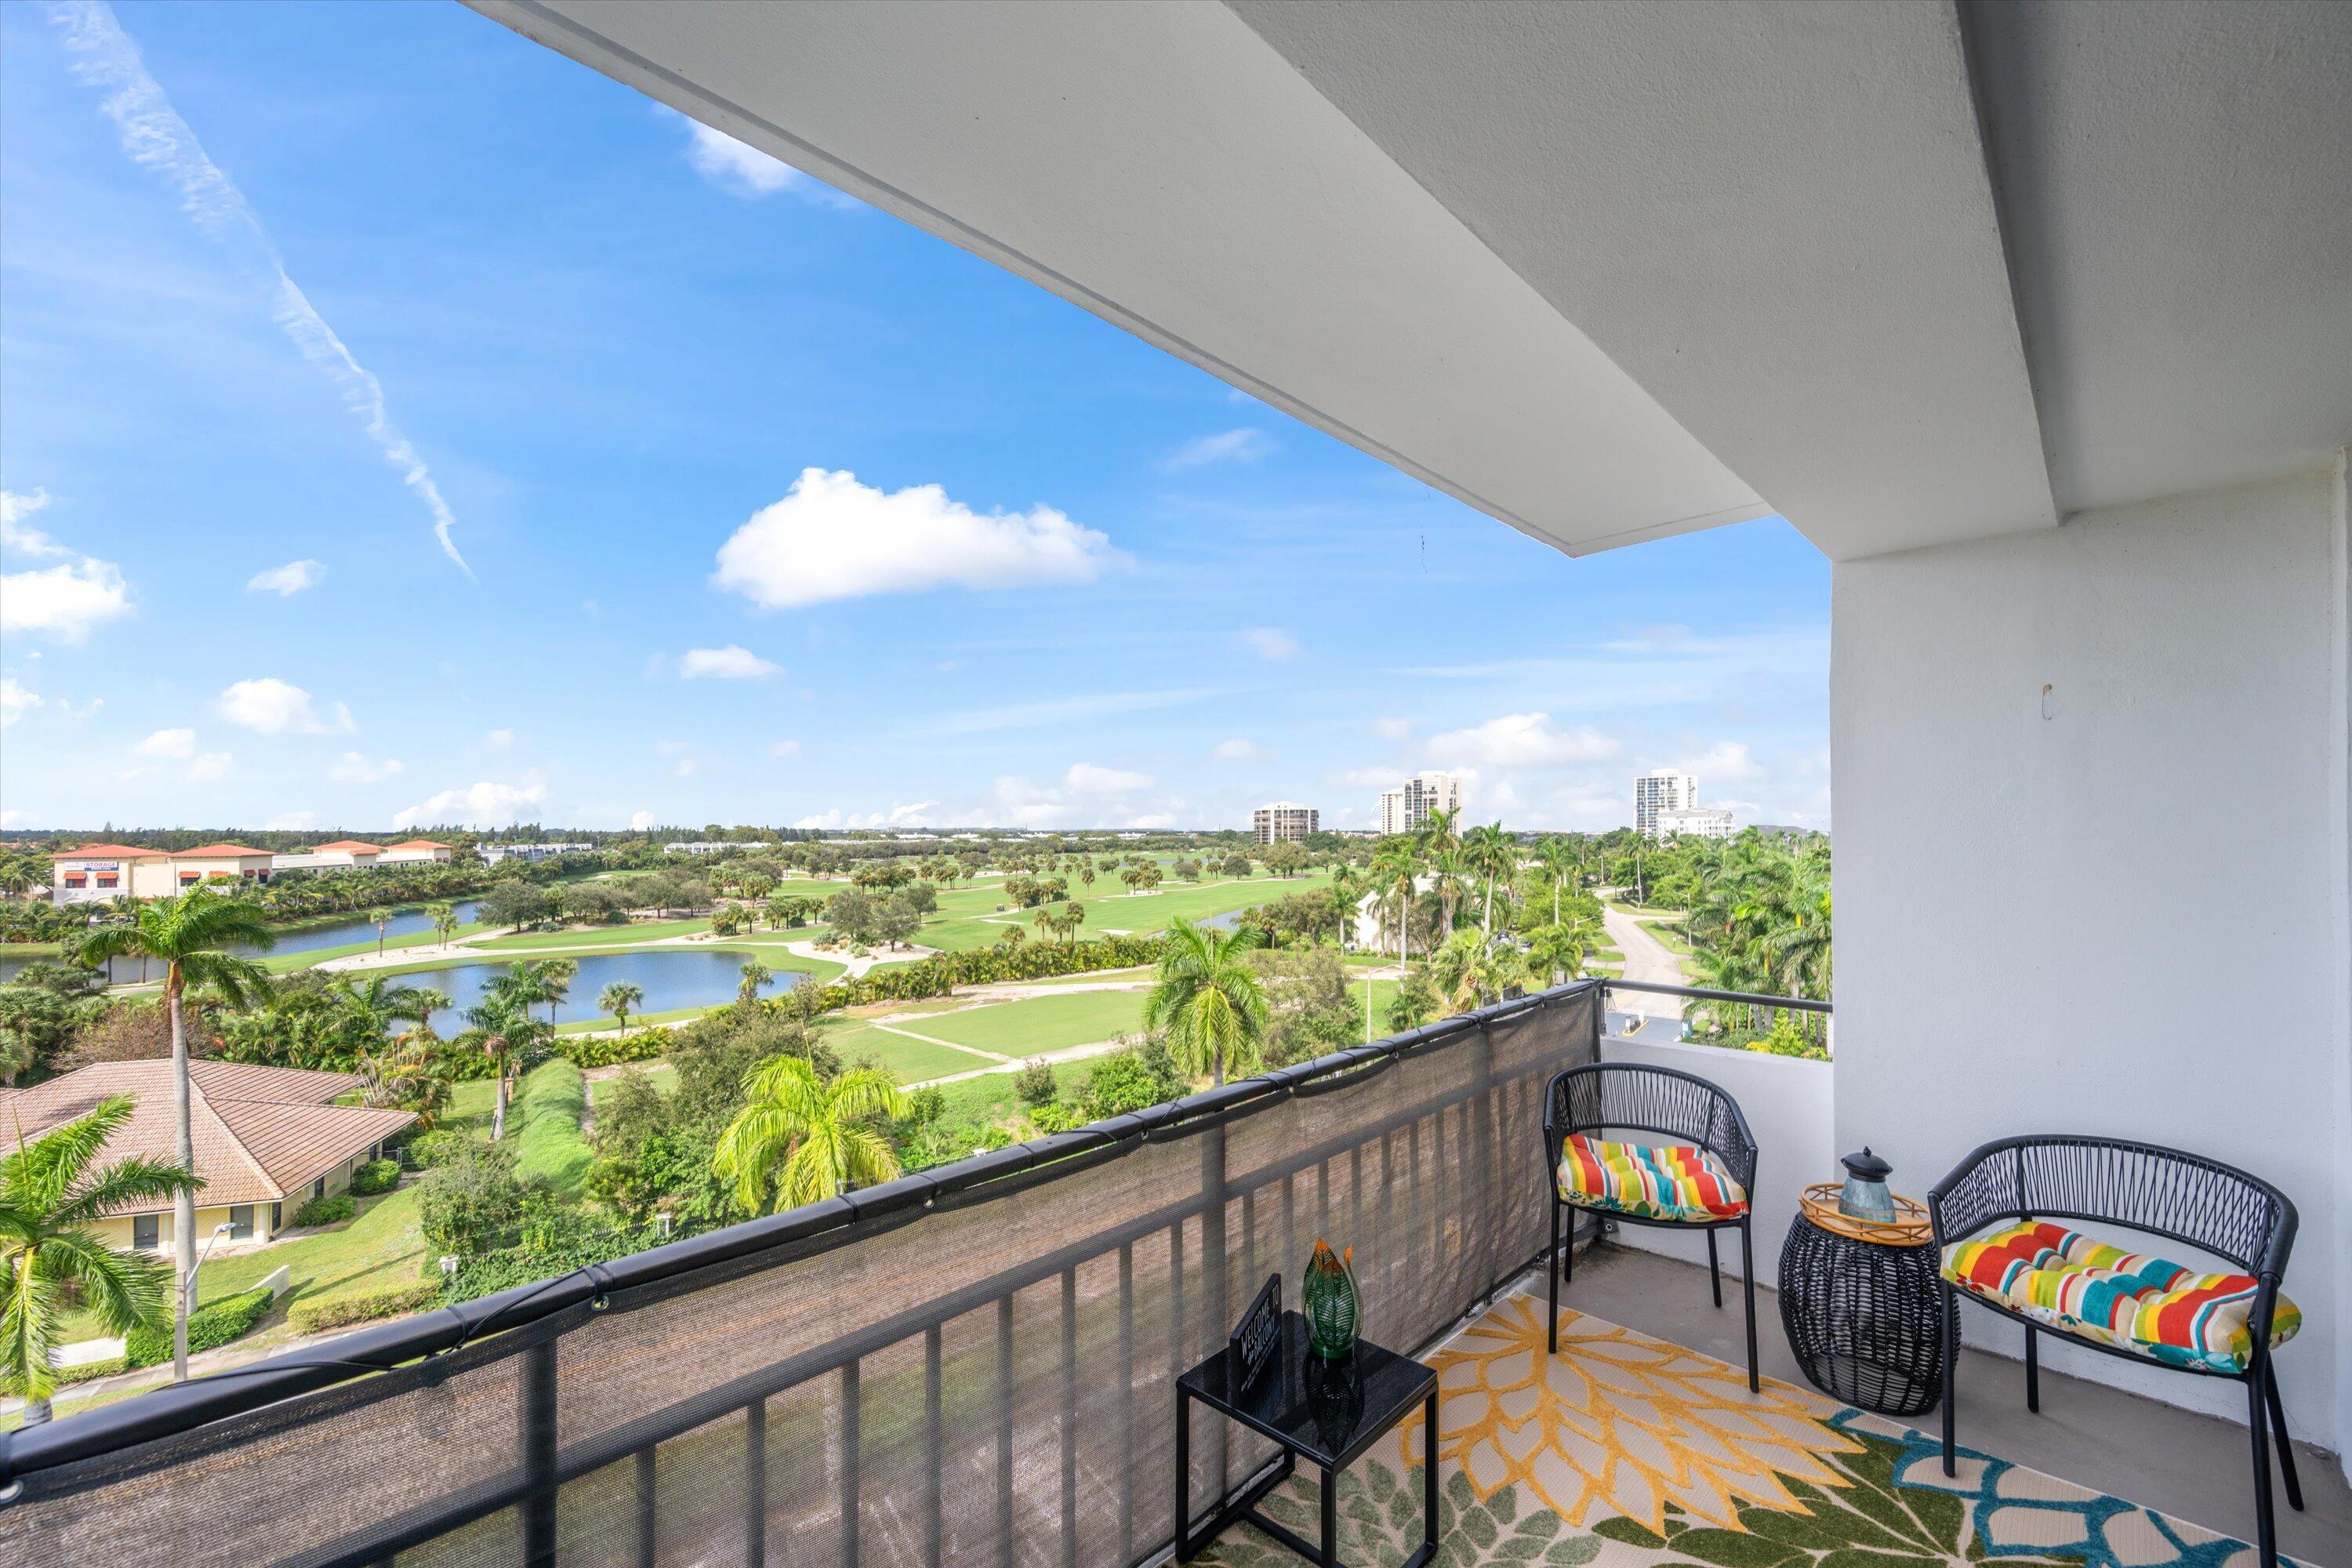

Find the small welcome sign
[[1229, 1273, 1281, 1393]]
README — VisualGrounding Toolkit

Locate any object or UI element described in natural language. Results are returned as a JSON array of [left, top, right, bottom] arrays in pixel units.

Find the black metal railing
[[0, 982, 1603, 1568], [1601, 978, 1834, 1055]]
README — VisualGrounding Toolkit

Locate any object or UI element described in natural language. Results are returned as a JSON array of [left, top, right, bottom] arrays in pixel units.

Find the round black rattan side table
[[1778, 1185, 1948, 1417]]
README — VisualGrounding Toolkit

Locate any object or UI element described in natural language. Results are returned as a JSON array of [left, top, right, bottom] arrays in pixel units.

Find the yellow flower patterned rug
[[1195, 1294, 2307, 1568]]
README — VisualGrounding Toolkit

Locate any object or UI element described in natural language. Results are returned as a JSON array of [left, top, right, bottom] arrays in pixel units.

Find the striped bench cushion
[[1941, 1220, 2300, 1374], [1556, 1134, 1747, 1223]]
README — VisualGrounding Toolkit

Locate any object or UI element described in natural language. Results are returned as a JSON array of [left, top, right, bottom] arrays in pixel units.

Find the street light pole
[[177, 1221, 235, 1381]]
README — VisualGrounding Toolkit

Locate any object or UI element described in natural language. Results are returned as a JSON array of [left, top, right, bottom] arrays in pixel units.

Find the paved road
[[1602, 902, 1686, 1022]]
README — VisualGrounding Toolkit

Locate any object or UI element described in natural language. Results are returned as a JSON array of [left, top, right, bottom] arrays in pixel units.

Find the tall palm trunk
[[1482, 878, 1494, 938], [166, 966, 194, 1383]]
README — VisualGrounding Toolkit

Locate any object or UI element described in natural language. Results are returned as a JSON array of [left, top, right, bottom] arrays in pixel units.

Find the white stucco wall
[[1834, 465, 2351, 1461], [1595, 1035, 1837, 1285]]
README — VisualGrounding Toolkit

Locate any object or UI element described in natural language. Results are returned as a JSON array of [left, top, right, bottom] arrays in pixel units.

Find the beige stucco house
[[0, 1059, 415, 1250]]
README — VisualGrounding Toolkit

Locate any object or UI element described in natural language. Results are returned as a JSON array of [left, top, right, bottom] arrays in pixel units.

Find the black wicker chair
[[1544, 1062, 1761, 1391], [1929, 1136, 2302, 1567]]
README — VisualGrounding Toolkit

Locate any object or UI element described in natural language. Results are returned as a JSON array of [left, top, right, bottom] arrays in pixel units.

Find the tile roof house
[[0, 1060, 415, 1250]]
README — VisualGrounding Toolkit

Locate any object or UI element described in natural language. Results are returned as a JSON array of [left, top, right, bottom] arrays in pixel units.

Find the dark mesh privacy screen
[[0, 984, 1598, 1568]]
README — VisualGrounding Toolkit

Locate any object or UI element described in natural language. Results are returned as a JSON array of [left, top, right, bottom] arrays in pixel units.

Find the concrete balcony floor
[[1559, 1243, 2352, 1564]]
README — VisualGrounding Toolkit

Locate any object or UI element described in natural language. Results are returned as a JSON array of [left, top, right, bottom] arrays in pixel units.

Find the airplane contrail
[[49, 1, 473, 575]]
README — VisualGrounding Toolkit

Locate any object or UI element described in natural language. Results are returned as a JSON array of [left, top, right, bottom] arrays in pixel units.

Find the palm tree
[[1428, 930, 1526, 1013], [1061, 900, 1086, 944], [1144, 918, 1269, 1087], [1525, 920, 1592, 986], [536, 958, 578, 1024], [428, 901, 458, 949], [75, 887, 271, 1381], [737, 961, 774, 1005], [1368, 841, 1419, 967], [1327, 865, 1366, 948], [714, 1057, 908, 1211], [1536, 837, 1577, 926], [600, 981, 644, 1033], [1464, 822, 1515, 937], [368, 907, 393, 958], [2, 1096, 199, 1425], [330, 975, 434, 1037]]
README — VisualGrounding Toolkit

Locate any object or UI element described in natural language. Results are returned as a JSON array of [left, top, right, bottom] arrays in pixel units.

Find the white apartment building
[[477, 842, 596, 865], [1633, 769, 1695, 836], [1376, 771, 1461, 836], [1654, 806, 1737, 840], [1251, 802, 1318, 844]]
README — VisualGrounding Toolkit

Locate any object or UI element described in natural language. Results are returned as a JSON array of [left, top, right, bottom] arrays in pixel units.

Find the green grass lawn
[[554, 1005, 710, 1036], [924, 1058, 1089, 1127], [913, 871, 1333, 953], [472, 918, 710, 951], [821, 1023, 997, 1083], [256, 920, 492, 975], [586, 1063, 675, 1103], [898, 990, 1145, 1055], [1025, 967, 1150, 986]]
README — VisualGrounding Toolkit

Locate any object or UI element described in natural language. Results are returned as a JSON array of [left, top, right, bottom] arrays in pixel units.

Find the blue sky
[[1, 1, 1829, 836]]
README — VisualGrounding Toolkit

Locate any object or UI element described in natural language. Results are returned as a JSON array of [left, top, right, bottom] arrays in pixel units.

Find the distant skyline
[[1, 2, 1829, 837]]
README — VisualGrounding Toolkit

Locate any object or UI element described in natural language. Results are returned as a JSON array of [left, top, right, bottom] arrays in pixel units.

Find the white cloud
[[246, 558, 326, 596], [673, 758, 699, 779], [1426, 713, 1621, 769], [1211, 738, 1261, 761], [217, 677, 354, 735], [393, 779, 548, 829], [1127, 812, 1180, 830], [679, 644, 782, 680], [1158, 428, 1276, 472], [183, 751, 232, 782], [266, 811, 317, 831], [681, 117, 800, 196], [53, 695, 102, 722], [1065, 763, 1153, 794], [0, 809, 31, 829], [1240, 627, 1299, 662], [1, 489, 64, 555], [1373, 717, 1414, 742], [483, 728, 514, 750], [766, 739, 803, 757], [0, 677, 41, 728], [629, 810, 656, 832], [2, 490, 132, 641], [1681, 740, 1764, 783], [132, 727, 197, 759], [793, 809, 846, 830], [1330, 765, 1403, 790], [713, 467, 1125, 609], [50, 3, 468, 572], [329, 751, 405, 783]]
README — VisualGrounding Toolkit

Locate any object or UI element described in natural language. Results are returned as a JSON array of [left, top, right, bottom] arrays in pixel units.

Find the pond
[[391, 947, 805, 1032], [0, 899, 488, 987]]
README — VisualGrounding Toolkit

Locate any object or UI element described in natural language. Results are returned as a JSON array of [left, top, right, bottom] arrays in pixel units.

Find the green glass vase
[[1302, 1240, 1360, 1360]]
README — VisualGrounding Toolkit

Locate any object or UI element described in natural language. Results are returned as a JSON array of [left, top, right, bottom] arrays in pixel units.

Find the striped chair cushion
[[1556, 1134, 1747, 1223], [1941, 1220, 2300, 1374]]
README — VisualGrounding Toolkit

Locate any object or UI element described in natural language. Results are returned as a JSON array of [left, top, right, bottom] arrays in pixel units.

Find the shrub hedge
[[53, 1354, 130, 1387], [347, 1158, 401, 1196], [125, 1286, 275, 1368], [512, 1060, 593, 1194], [291, 1193, 357, 1229], [286, 1280, 441, 1335]]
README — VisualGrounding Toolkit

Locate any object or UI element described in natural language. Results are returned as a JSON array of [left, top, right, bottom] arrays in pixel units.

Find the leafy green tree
[[737, 961, 774, 1005], [1250, 946, 1362, 1066], [1463, 823, 1515, 937], [1, 1096, 199, 1425], [715, 1057, 908, 1210], [1526, 921, 1593, 986], [75, 887, 272, 1379], [1144, 919, 1269, 1087]]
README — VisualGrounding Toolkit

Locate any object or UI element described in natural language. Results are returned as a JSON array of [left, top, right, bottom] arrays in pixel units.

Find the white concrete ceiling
[[471, 0, 2350, 563]]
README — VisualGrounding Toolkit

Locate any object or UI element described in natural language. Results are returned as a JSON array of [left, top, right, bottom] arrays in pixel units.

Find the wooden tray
[[1798, 1182, 1935, 1247]]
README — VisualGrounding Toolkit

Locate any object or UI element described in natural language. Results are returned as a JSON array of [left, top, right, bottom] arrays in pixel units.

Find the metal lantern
[[1838, 1147, 1896, 1225]]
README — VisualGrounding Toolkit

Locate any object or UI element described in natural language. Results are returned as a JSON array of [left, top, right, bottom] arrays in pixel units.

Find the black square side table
[[1175, 1311, 1438, 1568]]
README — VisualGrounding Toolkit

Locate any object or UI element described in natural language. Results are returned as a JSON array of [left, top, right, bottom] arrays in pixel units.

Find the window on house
[[270, 1202, 282, 1232], [132, 1214, 159, 1250], [314, 1177, 325, 1200], [228, 1204, 254, 1240]]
